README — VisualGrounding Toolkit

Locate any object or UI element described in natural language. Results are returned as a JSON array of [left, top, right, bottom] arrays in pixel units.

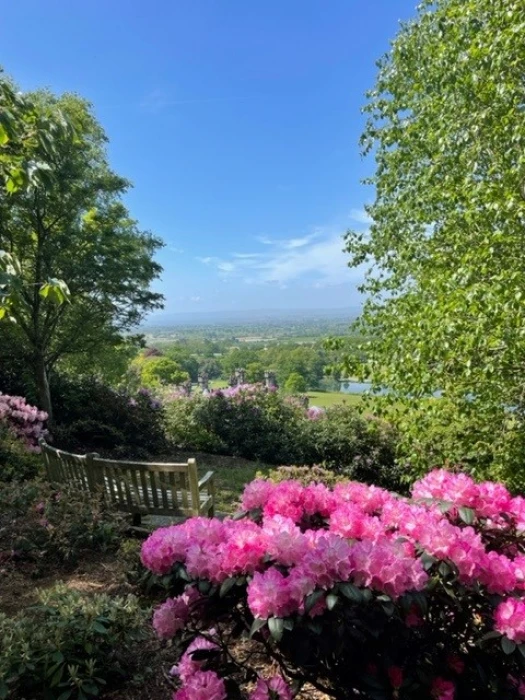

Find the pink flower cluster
[[172, 670, 226, 700], [143, 471, 525, 637], [412, 469, 525, 528], [494, 598, 525, 643], [250, 676, 293, 700], [170, 630, 293, 700], [153, 587, 201, 639], [0, 392, 47, 451], [306, 405, 325, 421]]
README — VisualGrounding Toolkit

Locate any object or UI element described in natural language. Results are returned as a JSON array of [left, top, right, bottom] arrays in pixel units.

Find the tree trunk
[[35, 354, 53, 423]]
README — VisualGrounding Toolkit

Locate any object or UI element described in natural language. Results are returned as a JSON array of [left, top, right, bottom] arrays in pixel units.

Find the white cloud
[[169, 246, 184, 254], [256, 235, 274, 245], [282, 235, 315, 250], [217, 262, 236, 273], [195, 228, 360, 287], [349, 208, 373, 225], [190, 296, 201, 302]]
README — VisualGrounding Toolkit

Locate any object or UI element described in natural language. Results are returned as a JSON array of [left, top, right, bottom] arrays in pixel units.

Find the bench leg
[[132, 512, 142, 527]]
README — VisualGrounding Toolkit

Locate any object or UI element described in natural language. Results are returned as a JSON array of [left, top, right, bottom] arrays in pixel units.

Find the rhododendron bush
[[142, 470, 525, 699], [163, 384, 400, 489], [0, 392, 47, 451]]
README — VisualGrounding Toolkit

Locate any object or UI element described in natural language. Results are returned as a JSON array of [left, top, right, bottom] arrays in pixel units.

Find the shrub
[[141, 469, 525, 699], [0, 584, 147, 700], [192, 385, 306, 463], [163, 394, 227, 454], [0, 479, 125, 573], [50, 376, 166, 456], [303, 404, 403, 491], [165, 385, 306, 464], [262, 464, 349, 488], [0, 424, 42, 481], [0, 392, 47, 451]]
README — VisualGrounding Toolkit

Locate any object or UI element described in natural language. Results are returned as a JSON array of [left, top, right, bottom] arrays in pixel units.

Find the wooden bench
[[39, 439, 215, 522]]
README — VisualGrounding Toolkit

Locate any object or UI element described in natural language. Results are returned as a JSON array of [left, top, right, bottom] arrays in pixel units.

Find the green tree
[[140, 357, 189, 388], [0, 83, 163, 418], [246, 361, 265, 383], [344, 0, 525, 484], [284, 372, 308, 394]]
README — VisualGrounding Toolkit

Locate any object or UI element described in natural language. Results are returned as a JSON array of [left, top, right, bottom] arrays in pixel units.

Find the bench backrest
[[39, 440, 205, 517]]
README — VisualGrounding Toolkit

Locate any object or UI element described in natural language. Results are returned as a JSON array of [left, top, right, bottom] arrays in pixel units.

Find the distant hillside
[[142, 307, 362, 329]]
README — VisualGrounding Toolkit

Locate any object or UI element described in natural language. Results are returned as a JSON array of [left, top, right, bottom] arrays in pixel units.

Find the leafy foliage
[[0, 425, 42, 481], [343, 0, 525, 486], [50, 376, 166, 457], [0, 584, 146, 700], [0, 479, 125, 573], [138, 356, 190, 388], [284, 372, 308, 394]]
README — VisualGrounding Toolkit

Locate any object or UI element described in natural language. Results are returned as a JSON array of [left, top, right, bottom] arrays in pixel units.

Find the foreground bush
[[0, 584, 146, 700], [142, 469, 525, 698], [0, 480, 125, 573]]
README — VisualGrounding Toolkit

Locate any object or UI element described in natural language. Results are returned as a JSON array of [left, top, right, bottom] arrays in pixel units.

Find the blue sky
[[1, 1, 417, 315]]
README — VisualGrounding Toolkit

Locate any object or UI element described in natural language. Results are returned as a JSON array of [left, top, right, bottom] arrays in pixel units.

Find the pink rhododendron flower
[[387, 666, 403, 689], [173, 671, 226, 700], [172, 635, 219, 682], [248, 568, 295, 619], [249, 675, 293, 700], [431, 677, 455, 699], [242, 479, 274, 511], [494, 598, 525, 643], [152, 588, 200, 639]]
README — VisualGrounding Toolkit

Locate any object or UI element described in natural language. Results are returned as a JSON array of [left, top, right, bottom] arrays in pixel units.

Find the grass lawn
[[158, 448, 271, 515], [308, 390, 362, 408]]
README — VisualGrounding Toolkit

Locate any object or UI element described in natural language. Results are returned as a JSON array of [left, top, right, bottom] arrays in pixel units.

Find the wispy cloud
[[195, 227, 360, 287], [349, 208, 373, 226]]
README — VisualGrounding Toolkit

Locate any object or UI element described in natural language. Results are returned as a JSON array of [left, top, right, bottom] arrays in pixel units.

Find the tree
[[284, 372, 307, 394], [140, 357, 189, 388], [0, 80, 163, 418], [344, 0, 525, 483], [246, 361, 265, 383]]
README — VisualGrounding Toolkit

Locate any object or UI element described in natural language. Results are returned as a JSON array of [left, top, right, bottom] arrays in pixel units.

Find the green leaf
[[339, 583, 363, 603], [0, 124, 8, 146], [502, 636, 516, 655], [220, 577, 237, 597], [268, 616, 285, 642], [304, 590, 324, 613], [458, 507, 475, 525], [249, 618, 267, 637]]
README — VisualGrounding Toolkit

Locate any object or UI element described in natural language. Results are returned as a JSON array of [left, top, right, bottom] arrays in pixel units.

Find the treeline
[[134, 335, 363, 391]]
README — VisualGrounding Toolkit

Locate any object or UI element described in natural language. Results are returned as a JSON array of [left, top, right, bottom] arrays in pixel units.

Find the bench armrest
[[198, 471, 214, 490]]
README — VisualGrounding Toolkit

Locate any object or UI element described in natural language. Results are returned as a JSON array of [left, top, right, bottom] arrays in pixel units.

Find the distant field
[[308, 390, 362, 408]]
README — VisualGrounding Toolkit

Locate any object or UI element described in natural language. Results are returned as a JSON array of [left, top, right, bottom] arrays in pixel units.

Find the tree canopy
[[344, 0, 525, 483], [0, 77, 164, 417]]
